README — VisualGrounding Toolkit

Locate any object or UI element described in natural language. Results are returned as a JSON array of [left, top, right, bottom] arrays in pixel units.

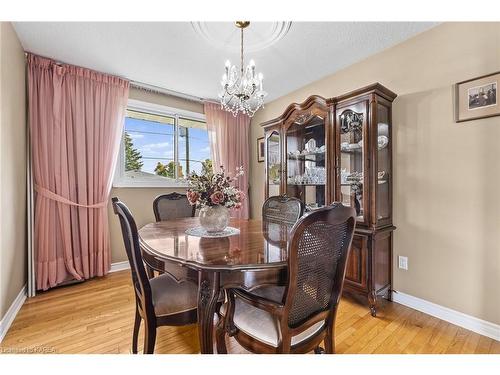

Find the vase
[[199, 205, 230, 233]]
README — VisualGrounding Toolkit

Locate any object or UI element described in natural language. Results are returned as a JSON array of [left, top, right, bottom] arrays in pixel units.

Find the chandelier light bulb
[[249, 60, 256, 78]]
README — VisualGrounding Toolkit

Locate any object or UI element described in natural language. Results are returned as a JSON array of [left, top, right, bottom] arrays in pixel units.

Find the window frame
[[113, 99, 207, 188]]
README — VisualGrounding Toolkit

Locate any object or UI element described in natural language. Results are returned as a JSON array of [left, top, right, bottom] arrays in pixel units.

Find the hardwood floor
[[1, 270, 499, 354]]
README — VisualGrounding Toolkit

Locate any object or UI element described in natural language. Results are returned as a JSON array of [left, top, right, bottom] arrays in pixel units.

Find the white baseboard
[[109, 261, 130, 273], [0, 285, 27, 343], [392, 291, 500, 342]]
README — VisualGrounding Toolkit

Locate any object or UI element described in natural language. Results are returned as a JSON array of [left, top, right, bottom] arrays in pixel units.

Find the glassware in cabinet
[[285, 115, 327, 210]]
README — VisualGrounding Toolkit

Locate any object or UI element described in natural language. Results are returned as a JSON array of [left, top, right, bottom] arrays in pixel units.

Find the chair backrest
[[262, 195, 305, 225], [262, 220, 294, 248], [112, 197, 154, 316], [153, 192, 195, 222], [283, 202, 356, 328]]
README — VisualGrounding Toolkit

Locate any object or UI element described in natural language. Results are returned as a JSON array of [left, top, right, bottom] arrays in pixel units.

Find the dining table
[[138, 217, 293, 354]]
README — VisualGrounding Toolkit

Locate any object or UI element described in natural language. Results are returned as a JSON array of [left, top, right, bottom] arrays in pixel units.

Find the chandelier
[[219, 21, 267, 117]]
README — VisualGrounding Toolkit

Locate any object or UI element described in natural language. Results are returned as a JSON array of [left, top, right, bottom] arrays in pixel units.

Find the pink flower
[[210, 191, 225, 205], [234, 202, 242, 209], [186, 190, 199, 206]]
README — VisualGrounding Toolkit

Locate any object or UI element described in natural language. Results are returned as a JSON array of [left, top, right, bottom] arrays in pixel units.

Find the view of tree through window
[[123, 108, 211, 182], [124, 131, 144, 172]]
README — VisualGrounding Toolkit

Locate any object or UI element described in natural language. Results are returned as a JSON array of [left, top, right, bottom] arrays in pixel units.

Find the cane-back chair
[[152, 192, 195, 222], [217, 203, 356, 354], [262, 195, 305, 224]]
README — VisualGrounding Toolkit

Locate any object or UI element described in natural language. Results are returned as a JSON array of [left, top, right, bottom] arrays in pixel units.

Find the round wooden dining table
[[138, 217, 292, 354]]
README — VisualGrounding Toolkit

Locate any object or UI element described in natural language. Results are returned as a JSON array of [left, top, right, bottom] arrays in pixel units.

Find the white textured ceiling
[[13, 22, 438, 102]]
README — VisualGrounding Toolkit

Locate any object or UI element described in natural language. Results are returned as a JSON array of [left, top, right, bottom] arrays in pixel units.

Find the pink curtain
[[204, 102, 250, 219], [27, 54, 129, 290]]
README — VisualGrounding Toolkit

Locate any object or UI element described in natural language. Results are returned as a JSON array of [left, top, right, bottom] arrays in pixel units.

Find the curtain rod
[[24, 52, 209, 104], [130, 81, 208, 104]]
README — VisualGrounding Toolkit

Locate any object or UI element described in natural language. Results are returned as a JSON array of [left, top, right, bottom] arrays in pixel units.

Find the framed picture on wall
[[257, 137, 265, 163], [455, 71, 499, 122]]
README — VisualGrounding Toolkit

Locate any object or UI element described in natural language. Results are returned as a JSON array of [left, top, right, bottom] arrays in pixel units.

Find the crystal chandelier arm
[[224, 84, 239, 96]]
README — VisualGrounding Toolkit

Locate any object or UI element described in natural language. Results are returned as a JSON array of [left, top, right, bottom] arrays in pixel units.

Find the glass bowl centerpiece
[[186, 166, 245, 233]]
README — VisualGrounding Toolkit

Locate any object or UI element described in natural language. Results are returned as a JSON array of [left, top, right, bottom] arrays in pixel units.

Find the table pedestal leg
[[197, 270, 220, 354]]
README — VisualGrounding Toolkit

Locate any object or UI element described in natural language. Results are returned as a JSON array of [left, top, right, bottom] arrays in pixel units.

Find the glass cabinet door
[[285, 115, 327, 210], [376, 103, 391, 222], [266, 131, 281, 197], [338, 106, 367, 221]]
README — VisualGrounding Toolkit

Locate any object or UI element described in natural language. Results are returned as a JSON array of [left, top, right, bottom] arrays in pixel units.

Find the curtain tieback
[[34, 185, 107, 209]]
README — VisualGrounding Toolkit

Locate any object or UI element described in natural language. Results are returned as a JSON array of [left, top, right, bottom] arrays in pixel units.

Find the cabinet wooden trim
[[261, 95, 328, 129], [328, 83, 397, 104]]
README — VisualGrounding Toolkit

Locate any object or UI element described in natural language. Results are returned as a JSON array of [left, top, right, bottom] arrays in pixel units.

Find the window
[[113, 100, 211, 187]]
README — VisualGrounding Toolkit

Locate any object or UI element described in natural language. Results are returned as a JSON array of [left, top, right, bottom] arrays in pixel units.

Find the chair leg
[[224, 291, 238, 337], [324, 330, 335, 354], [132, 306, 141, 354], [215, 316, 227, 354], [143, 322, 157, 354], [278, 341, 291, 354]]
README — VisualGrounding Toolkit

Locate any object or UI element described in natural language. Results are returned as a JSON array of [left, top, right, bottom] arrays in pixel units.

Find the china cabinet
[[261, 83, 397, 316]]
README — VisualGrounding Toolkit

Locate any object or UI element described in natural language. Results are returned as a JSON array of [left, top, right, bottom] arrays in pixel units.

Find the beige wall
[[0, 22, 27, 318], [108, 88, 203, 263], [250, 22, 500, 324]]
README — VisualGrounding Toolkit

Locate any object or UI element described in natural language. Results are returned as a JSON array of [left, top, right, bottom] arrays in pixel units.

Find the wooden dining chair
[[262, 195, 305, 224], [112, 197, 198, 354], [149, 192, 196, 278], [216, 203, 356, 354], [153, 192, 195, 222]]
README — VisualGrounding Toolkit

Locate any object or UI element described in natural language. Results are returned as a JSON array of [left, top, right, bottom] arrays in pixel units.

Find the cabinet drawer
[[344, 234, 367, 290]]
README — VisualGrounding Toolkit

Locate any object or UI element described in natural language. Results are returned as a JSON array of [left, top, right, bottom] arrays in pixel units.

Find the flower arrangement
[[186, 166, 245, 209]]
